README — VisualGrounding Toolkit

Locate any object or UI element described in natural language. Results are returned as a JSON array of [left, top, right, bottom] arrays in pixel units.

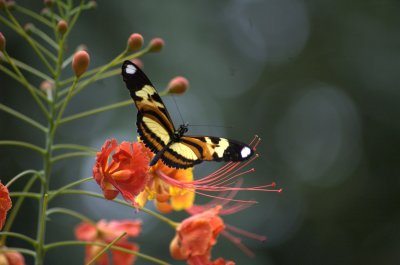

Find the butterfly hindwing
[[122, 60, 255, 169], [159, 136, 254, 169]]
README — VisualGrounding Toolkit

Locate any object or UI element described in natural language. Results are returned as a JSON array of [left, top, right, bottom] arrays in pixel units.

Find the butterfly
[[121, 60, 254, 169]]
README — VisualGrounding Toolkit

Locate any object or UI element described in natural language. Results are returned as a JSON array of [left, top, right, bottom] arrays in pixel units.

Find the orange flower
[[0, 182, 12, 230], [135, 158, 195, 213], [0, 248, 25, 265], [170, 206, 234, 265], [75, 219, 141, 265], [93, 139, 150, 206]]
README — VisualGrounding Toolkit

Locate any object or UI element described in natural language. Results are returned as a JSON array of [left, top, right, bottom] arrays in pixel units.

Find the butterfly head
[[172, 124, 189, 142]]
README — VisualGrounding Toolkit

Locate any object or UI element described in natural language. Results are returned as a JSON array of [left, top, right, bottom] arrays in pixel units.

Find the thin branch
[[14, 4, 54, 28], [47, 207, 95, 225], [0, 232, 37, 246], [0, 140, 45, 155], [0, 103, 47, 132], [58, 99, 132, 125], [51, 151, 95, 163], [52, 144, 96, 153], [43, 241, 171, 265]]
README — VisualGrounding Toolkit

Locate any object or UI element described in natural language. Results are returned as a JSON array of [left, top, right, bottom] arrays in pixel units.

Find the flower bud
[[72, 50, 90, 78], [0, 0, 6, 10], [5, 0, 15, 10], [87, 0, 97, 9], [127, 33, 144, 52], [41, 8, 51, 17], [40, 80, 54, 91], [40, 80, 54, 101], [24, 23, 35, 34], [0, 32, 5, 52], [57, 20, 68, 35], [166, 76, 189, 95], [43, 0, 54, 8], [148, 38, 164, 53]]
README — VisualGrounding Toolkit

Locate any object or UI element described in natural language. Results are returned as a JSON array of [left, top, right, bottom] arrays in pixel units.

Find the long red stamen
[[225, 224, 267, 242], [221, 230, 255, 257]]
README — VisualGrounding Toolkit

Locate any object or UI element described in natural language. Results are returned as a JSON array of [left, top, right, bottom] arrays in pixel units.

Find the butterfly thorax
[[172, 124, 188, 142]]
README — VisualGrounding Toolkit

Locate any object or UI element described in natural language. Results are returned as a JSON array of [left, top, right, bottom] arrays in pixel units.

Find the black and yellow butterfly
[[121, 60, 254, 169]]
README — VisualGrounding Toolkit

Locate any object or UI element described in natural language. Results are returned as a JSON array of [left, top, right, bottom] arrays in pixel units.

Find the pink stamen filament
[[225, 224, 267, 242], [221, 230, 255, 257]]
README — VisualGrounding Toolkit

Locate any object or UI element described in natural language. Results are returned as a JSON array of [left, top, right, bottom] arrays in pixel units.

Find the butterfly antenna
[[172, 95, 185, 125], [189, 124, 234, 129]]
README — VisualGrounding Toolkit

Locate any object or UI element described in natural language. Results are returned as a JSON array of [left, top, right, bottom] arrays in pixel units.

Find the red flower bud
[[148, 38, 165, 53], [0, 32, 5, 52], [0, 0, 6, 10], [40, 80, 54, 91], [167, 76, 189, 95], [127, 33, 144, 52], [43, 0, 54, 7], [57, 20, 68, 35], [72, 50, 90, 78]]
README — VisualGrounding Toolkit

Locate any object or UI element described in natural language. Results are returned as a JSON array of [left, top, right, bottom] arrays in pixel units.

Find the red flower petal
[[0, 182, 12, 230]]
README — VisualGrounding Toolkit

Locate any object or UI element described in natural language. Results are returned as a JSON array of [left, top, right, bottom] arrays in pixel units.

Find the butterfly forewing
[[122, 61, 175, 154], [122, 60, 255, 169]]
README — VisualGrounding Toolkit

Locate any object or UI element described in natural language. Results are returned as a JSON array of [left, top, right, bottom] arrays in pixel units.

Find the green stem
[[5, 170, 38, 188], [0, 174, 39, 246], [11, 58, 54, 84], [0, 64, 49, 103], [35, 194, 49, 265], [0, 232, 37, 246], [9, 192, 41, 199], [52, 144, 96, 152], [48, 177, 92, 202], [44, 241, 170, 265], [46, 207, 95, 225], [62, 0, 84, 39], [30, 26, 59, 50], [55, 78, 78, 125], [58, 99, 132, 125], [4, 8, 55, 74], [0, 141, 45, 155], [2, 51, 50, 118], [56, 189, 178, 228], [86, 232, 127, 265], [14, 4, 54, 28], [0, 247, 37, 257], [51, 151, 95, 163], [0, 104, 47, 133]]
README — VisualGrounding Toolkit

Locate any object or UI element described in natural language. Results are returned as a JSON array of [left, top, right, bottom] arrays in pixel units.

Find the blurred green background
[[1, 0, 400, 264]]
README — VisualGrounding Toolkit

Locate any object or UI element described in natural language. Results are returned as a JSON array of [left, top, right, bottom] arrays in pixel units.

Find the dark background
[[1, 0, 400, 264]]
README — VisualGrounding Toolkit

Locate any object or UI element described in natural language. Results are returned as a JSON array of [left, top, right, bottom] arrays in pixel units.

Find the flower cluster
[[90, 135, 279, 264], [0, 1, 280, 264], [75, 219, 141, 265]]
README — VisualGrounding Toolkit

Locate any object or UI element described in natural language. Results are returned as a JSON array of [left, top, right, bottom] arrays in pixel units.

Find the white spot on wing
[[241, 146, 252, 158], [125, 64, 137, 75]]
